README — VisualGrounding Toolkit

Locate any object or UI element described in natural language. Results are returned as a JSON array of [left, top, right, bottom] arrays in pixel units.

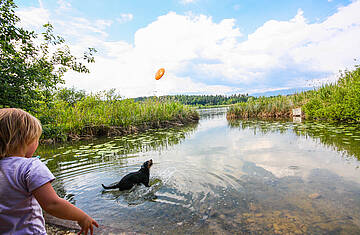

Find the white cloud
[[289, 3, 360, 72], [95, 19, 113, 29], [66, 13, 243, 97], [16, 7, 50, 29], [56, 17, 111, 39], [16, 1, 360, 97], [116, 13, 134, 24]]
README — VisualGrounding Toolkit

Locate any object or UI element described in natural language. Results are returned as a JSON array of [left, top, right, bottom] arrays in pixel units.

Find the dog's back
[[118, 171, 147, 190], [102, 159, 153, 191]]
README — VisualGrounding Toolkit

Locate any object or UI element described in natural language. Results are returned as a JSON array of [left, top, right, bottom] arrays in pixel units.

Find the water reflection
[[37, 124, 198, 179], [36, 124, 198, 213], [197, 107, 228, 120], [36, 108, 360, 234], [228, 119, 360, 161]]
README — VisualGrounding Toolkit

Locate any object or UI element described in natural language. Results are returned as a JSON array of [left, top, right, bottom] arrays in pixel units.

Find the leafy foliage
[[56, 87, 86, 106], [0, 0, 96, 111]]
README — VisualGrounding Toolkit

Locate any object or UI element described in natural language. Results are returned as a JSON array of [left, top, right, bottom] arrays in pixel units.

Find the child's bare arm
[[33, 182, 99, 235]]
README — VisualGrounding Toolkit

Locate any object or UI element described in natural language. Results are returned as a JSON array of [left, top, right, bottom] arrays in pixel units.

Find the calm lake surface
[[37, 107, 360, 234]]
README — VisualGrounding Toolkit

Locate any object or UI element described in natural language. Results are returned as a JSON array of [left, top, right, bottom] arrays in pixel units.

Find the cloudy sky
[[15, 0, 360, 98]]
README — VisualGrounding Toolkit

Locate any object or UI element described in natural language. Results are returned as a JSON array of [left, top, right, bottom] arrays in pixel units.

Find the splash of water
[[119, 167, 178, 205]]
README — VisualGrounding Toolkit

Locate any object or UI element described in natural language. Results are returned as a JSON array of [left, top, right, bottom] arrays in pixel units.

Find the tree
[[0, 0, 96, 111], [56, 87, 86, 106]]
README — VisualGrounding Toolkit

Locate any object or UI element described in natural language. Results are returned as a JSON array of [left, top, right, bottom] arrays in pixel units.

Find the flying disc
[[155, 68, 165, 80]]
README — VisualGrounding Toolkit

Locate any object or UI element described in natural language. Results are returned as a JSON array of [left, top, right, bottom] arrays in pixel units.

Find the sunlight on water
[[36, 107, 360, 234]]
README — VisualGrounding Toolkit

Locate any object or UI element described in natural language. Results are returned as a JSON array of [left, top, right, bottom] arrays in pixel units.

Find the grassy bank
[[226, 92, 313, 119], [33, 91, 199, 142], [227, 65, 360, 123], [302, 65, 360, 122]]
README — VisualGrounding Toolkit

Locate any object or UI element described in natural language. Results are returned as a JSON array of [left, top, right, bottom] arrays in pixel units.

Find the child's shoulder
[[1, 156, 41, 171], [1, 156, 54, 192], [1, 156, 38, 163]]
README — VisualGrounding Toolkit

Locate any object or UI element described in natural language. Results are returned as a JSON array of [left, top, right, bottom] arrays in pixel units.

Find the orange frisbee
[[155, 68, 165, 80]]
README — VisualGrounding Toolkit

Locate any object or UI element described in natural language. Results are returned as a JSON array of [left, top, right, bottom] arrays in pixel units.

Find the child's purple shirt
[[0, 156, 55, 234]]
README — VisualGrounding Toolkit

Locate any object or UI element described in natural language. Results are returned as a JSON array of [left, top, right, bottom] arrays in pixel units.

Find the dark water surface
[[37, 108, 360, 234]]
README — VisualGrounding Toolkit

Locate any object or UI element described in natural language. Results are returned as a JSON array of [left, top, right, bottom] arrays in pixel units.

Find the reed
[[302, 65, 360, 122], [34, 92, 199, 142], [227, 64, 360, 123], [227, 94, 306, 119]]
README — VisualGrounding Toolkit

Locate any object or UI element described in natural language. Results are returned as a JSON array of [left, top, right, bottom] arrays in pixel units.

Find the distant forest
[[134, 94, 251, 106]]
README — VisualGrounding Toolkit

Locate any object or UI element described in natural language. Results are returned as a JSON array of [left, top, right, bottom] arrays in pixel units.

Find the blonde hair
[[0, 108, 42, 159]]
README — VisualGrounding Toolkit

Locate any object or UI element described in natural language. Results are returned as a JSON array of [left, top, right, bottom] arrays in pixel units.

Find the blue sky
[[15, 0, 360, 97]]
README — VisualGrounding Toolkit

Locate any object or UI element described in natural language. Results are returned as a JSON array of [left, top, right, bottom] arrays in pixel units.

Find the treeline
[[135, 94, 251, 106], [227, 65, 360, 123]]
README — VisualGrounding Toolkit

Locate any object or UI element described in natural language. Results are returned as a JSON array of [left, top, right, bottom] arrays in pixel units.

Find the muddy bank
[[41, 116, 199, 144], [226, 110, 299, 120]]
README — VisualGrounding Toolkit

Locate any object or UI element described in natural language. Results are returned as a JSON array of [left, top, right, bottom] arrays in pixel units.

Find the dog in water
[[102, 159, 153, 191]]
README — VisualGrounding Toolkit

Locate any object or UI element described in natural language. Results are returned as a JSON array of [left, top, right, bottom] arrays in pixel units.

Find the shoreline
[[41, 117, 199, 144], [45, 220, 146, 235], [46, 223, 77, 235], [45, 212, 145, 235], [44, 212, 79, 235]]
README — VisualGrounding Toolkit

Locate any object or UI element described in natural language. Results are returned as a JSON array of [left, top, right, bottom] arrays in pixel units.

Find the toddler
[[0, 108, 99, 234]]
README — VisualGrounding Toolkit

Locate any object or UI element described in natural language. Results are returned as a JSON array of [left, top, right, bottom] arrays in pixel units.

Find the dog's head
[[142, 159, 153, 169]]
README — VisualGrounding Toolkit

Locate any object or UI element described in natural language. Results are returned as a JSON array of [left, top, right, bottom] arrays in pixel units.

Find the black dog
[[102, 159, 153, 191]]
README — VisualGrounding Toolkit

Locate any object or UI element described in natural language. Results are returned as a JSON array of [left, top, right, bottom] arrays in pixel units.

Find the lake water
[[37, 107, 360, 234]]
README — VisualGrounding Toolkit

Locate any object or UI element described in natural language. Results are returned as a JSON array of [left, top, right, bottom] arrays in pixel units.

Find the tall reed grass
[[34, 92, 199, 141], [227, 64, 360, 123], [226, 93, 309, 119], [302, 65, 360, 122]]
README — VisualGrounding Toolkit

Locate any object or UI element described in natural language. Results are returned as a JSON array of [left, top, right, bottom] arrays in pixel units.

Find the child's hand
[[33, 182, 99, 234], [77, 214, 99, 235]]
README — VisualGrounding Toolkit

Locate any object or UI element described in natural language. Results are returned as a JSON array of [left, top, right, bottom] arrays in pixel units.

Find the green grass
[[227, 65, 360, 123], [33, 92, 199, 141], [302, 65, 360, 122], [227, 93, 310, 119]]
